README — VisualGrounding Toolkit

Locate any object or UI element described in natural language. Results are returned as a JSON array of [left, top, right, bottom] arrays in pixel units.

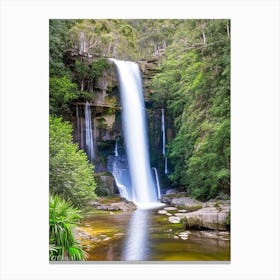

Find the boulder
[[161, 195, 202, 211], [91, 199, 137, 211], [94, 173, 117, 196], [185, 203, 230, 230], [165, 188, 179, 195]]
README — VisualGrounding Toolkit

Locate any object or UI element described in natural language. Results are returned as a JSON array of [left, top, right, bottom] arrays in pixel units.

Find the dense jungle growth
[[49, 19, 230, 260]]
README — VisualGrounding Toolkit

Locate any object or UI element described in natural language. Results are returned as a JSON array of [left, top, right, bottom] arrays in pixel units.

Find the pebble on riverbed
[[168, 216, 181, 223], [158, 210, 168, 214], [178, 231, 191, 240], [158, 208, 186, 219]]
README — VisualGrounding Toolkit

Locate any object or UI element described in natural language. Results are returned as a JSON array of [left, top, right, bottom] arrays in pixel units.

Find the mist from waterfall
[[161, 108, 166, 155]]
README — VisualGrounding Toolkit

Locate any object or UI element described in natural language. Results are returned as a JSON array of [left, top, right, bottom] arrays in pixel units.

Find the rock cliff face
[[66, 50, 167, 196], [139, 54, 173, 187], [138, 54, 163, 100]]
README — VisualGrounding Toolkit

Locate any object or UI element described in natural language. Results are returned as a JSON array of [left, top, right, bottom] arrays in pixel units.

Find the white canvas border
[[0, 0, 279, 279]]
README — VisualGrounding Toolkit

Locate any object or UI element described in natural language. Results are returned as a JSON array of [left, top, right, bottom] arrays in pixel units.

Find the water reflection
[[122, 209, 150, 261]]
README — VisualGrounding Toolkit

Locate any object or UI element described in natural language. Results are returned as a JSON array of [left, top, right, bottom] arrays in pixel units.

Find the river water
[[76, 207, 230, 261]]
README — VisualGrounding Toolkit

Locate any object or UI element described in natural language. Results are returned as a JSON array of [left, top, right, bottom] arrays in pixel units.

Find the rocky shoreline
[[160, 193, 230, 230], [89, 193, 230, 231]]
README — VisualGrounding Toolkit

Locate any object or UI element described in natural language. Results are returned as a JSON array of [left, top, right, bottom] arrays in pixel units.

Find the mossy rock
[[94, 173, 117, 196]]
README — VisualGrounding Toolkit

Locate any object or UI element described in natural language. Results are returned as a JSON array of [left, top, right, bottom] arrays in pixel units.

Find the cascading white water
[[161, 108, 165, 155], [85, 101, 94, 162], [112, 140, 129, 198], [108, 154, 131, 200], [161, 108, 168, 174], [112, 159, 129, 199], [152, 167, 161, 199], [114, 140, 119, 157], [111, 59, 158, 207]]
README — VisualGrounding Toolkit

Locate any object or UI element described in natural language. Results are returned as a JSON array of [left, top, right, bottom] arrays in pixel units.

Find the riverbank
[[74, 196, 230, 261]]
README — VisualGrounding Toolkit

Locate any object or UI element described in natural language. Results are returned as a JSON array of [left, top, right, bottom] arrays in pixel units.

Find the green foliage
[[49, 76, 79, 116], [49, 19, 75, 77], [151, 19, 230, 201], [49, 195, 87, 261], [68, 19, 137, 59], [49, 116, 97, 207], [75, 60, 89, 78], [74, 58, 109, 92], [128, 19, 183, 58], [90, 59, 108, 78]]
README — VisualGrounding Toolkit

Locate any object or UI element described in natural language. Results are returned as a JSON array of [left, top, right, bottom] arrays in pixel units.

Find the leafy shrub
[[49, 76, 79, 116], [49, 116, 96, 207]]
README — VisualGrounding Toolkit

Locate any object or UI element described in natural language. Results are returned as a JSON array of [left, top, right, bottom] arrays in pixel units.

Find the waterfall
[[108, 154, 131, 201], [76, 104, 80, 145], [161, 108, 168, 174], [152, 167, 161, 199], [112, 159, 129, 199], [85, 101, 94, 162], [114, 140, 119, 157], [161, 108, 165, 155], [111, 140, 130, 200], [111, 59, 158, 207], [164, 157, 168, 175]]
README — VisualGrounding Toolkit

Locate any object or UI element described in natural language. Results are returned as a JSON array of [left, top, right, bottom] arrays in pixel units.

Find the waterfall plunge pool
[[76, 207, 230, 262]]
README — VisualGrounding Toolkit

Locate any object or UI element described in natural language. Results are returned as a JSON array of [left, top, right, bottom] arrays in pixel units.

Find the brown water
[[76, 207, 230, 261]]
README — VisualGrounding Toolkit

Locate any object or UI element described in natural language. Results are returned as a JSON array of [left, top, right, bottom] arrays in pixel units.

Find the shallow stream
[[76, 207, 230, 262]]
